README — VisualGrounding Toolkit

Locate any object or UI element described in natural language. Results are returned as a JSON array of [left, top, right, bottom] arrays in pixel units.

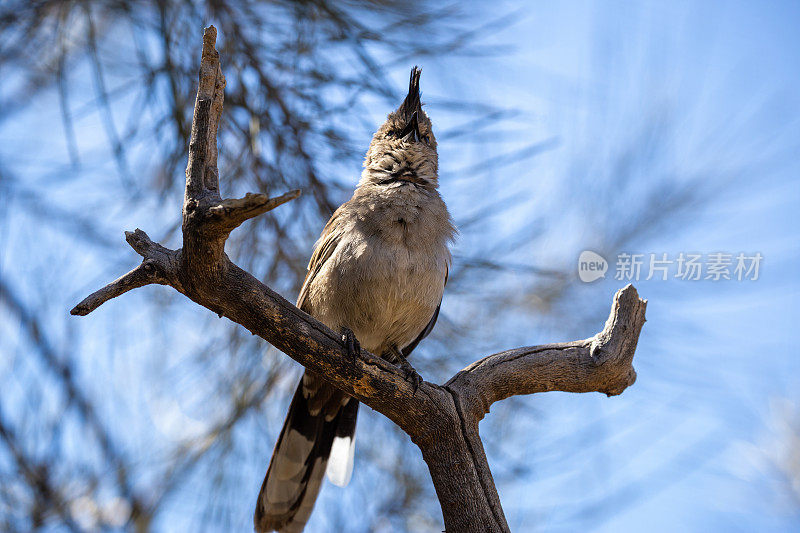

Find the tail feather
[[255, 376, 358, 532], [326, 397, 358, 487]]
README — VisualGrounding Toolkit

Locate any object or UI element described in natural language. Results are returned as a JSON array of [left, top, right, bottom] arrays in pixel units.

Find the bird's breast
[[310, 225, 448, 357]]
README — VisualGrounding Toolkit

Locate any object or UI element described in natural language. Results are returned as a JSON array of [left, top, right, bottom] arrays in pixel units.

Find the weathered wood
[[446, 284, 646, 421], [71, 26, 647, 531]]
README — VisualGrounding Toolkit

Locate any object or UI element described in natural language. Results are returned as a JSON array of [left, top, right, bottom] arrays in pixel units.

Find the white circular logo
[[578, 251, 608, 283]]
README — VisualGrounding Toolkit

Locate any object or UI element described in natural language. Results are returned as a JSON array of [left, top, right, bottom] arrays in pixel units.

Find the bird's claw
[[397, 358, 422, 394], [341, 327, 360, 362]]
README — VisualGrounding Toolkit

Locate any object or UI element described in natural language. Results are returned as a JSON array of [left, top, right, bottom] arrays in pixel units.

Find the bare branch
[[185, 26, 225, 197], [446, 285, 646, 420], [203, 29, 225, 193], [70, 263, 158, 316], [70, 229, 178, 316], [206, 190, 301, 232], [124, 228, 169, 258]]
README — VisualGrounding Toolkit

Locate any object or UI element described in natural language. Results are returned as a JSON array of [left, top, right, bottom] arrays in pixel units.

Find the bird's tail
[[254, 375, 358, 533]]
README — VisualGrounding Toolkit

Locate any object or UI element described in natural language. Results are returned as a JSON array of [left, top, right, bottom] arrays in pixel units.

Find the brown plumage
[[254, 67, 455, 532]]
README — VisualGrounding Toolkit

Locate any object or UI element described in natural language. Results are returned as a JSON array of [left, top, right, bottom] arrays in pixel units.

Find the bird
[[254, 66, 456, 533]]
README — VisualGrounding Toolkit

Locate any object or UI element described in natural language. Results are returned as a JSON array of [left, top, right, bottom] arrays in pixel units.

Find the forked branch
[[71, 26, 647, 533], [71, 230, 178, 316], [446, 284, 645, 421]]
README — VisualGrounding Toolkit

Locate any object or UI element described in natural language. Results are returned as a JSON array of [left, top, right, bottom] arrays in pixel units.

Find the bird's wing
[[296, 204, 347, 312], [255, 204, 356, 533], [402, 267, 448, 358]]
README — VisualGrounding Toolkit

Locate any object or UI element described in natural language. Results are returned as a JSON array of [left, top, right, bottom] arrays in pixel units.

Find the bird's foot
[[397, 358, 422, 394], [387, 347, 422, 393], [340, 327, 360, 362]]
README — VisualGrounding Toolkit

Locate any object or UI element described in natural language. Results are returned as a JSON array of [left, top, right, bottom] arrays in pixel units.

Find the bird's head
[[361, 67, 438, 190]]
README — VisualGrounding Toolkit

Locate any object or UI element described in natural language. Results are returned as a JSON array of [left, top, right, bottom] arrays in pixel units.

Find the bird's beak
[[397, 66, 422, 142]]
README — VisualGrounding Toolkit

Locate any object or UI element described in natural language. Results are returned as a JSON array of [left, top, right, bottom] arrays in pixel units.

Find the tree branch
[[446, 284, 646, 421], [206, 190, 301, 233], [70, 230, 178, 316], [71, 26, 647, 532]]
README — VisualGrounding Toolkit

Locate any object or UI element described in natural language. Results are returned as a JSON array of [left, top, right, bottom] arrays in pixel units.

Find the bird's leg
[[386, 345, 422, 393], [340, 327, 360, 362]]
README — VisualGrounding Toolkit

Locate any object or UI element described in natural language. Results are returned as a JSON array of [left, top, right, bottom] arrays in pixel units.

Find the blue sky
[[460, 2, 800, 531], [2, 1, 799, 531]]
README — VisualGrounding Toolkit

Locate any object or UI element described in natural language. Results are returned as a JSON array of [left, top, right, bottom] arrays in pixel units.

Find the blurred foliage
[[0, 1, 538, 530], [0, 0, 783, 531]]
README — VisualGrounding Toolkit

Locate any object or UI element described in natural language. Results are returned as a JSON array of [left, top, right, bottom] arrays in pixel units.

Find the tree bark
[[71, 26, 647, 532]]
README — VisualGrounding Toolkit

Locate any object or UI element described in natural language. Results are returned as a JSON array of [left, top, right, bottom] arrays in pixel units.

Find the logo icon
[[578, 251, 607, 283]]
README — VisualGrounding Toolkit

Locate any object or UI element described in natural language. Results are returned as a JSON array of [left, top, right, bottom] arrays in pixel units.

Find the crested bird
[[254, 67, 455, 533]]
